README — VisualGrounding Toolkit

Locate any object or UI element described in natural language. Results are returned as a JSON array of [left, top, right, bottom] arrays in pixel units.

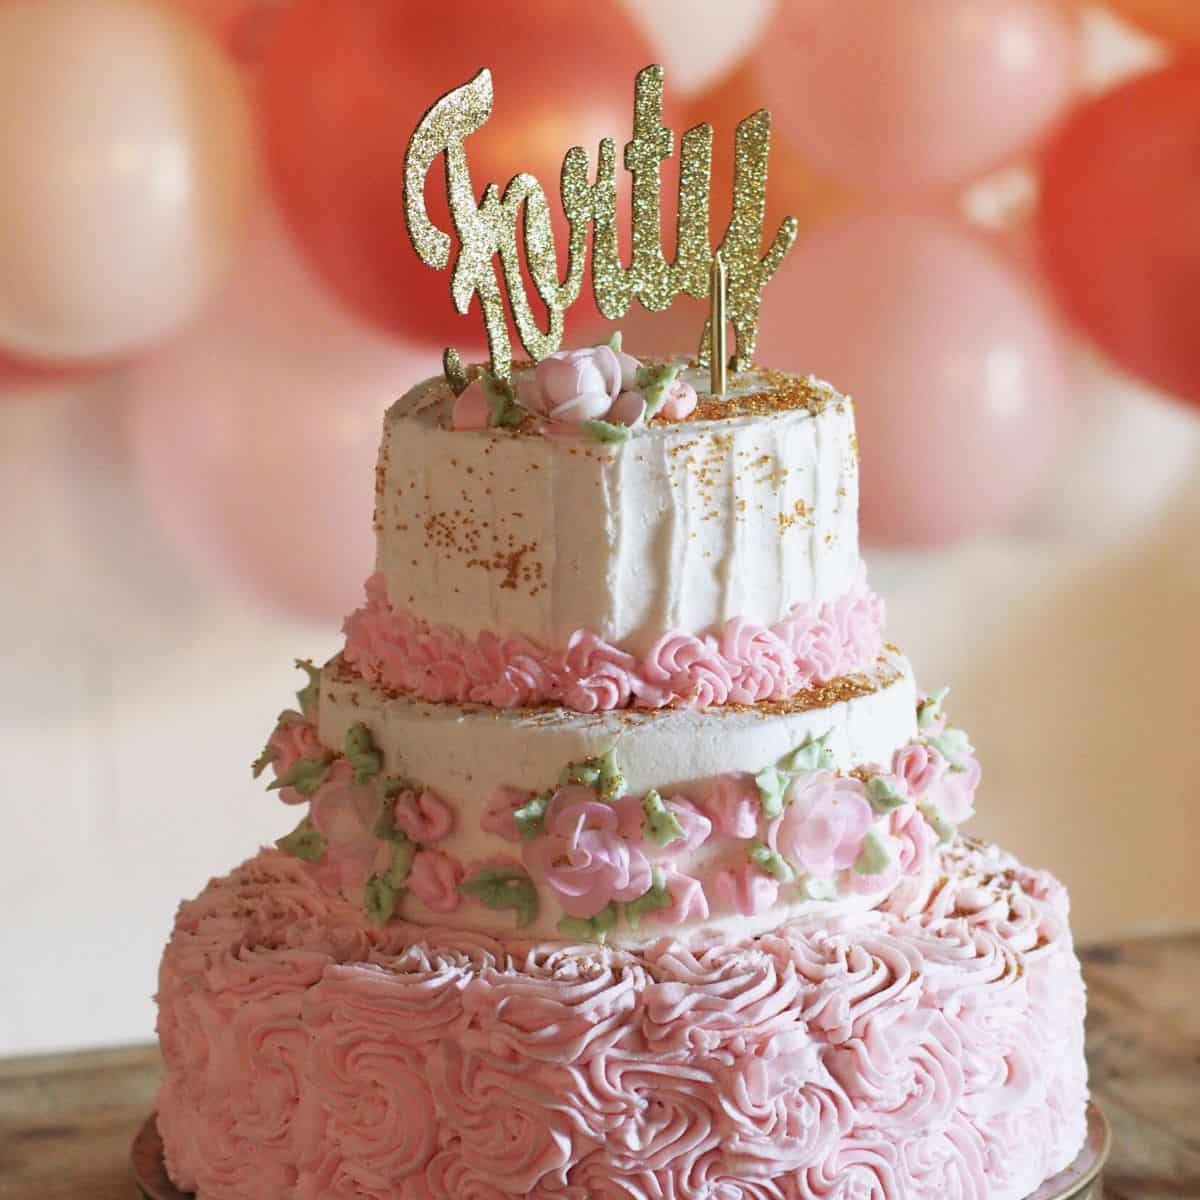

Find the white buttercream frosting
[[373, 363, 862, 656], [317, 651, 919, 944]]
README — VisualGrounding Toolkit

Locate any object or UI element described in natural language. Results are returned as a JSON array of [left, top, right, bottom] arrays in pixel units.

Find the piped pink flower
[[450, 379, 491, 431], [392, 787, 455, 845], [767, 771, 873, 879], [522, 346, 622, 424], [657, 377, 698, 420], [892, 743, 946, 798], [308, 760, 391, 897], [926, 755, 981, 825], [407, 849, 464, 914], [715, 863, 779, 916], [523, 788, 652, 919], [655, 866, 710, 924], [480, 786, 528, 843], [696, 774, 761, 839]]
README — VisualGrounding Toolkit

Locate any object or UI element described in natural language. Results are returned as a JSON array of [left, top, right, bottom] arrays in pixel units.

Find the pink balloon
[[757, 0, 1082, 195], [756, 212, 1069, 547], [126, 211, 441, 624]]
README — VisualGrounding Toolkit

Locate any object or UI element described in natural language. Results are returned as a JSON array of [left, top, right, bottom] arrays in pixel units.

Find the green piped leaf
[[558, 902, 618, 944], [266, 755, 332, 798], [251, 740, 274, 779], [625, 867, 671, 930], [514, 790, 551, 841], [927, 727, 974, 772], [275, 816, 325, 864], [756, 765, 789, 819], [581, 419, 632, 445], [749, 842, 796, 884], [635, 362, 680, 419], [642, 790, 685, 849], [344, 722, 383, 785], [605, 331, 624, 353], [780, 732, 834, 775], [386, 835, 416, 888], [867, 774, 907, 814], [854, 830, 893, 877], [595, 749, 624, 801], [364, 873, 399, 926], [560, 760, 602, 789], [799, 875, 838, 902], [294, 659, 322, 715], [920, 803, 955, 845], [916, 687, 950, 733], [458, 865, 540, 929]]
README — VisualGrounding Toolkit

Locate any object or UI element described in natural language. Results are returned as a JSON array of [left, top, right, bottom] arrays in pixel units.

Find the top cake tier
[[369, 360, 868, 673]]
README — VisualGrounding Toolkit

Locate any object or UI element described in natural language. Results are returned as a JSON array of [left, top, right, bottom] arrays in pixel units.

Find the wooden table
[[1, 932, 1197, 1200]]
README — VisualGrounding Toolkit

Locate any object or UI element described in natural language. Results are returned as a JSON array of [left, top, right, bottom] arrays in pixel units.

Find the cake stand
[[131, 1103, 1111, 1199]]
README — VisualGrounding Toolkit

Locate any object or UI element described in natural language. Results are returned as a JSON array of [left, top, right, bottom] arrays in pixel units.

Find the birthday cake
[[152, 65, 1087, 1200]]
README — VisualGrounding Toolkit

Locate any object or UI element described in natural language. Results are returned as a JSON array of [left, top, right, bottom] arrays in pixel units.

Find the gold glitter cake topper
[[403, 64, 797, 386]]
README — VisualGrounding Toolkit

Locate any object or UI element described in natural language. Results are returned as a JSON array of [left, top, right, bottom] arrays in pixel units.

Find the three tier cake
[[153, 352, 1089, 1199]]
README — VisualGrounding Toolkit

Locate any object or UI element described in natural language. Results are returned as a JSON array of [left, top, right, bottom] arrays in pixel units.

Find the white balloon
[[0, 0, 256, 361]]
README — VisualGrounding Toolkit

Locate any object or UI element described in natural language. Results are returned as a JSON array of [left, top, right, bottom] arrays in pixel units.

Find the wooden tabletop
[[1, 932, 1197, 1200]]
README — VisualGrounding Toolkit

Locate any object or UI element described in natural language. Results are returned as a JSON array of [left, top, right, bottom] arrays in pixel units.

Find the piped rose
[[522, 345, 623, 424], [766, 770, 874, 881]]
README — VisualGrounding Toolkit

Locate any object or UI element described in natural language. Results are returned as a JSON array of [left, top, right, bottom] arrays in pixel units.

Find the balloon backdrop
[[1104, 0, 1200, 46], [756, 212, 1070, 547], [0, 0, 256, 363], [127, 213, 440, 625], [1039, 59, 1200, 406], [165, 0, 288, 67], [259, 0, 662, 346], [757, 0, 1082, 196]]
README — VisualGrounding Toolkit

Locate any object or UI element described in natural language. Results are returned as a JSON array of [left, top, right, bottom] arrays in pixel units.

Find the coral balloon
[[1039, 59, 1200, 405], [757, 0, 1081, 195], [0, 0, 256, 362], [127, 213, 440, 625], [164, 0, 288, 67], [1105, 0, 1200, 46], [259, 0, 660, 345], [757, 212, 1069, 547]]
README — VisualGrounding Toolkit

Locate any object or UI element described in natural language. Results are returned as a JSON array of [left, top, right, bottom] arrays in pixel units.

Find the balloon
[[127, 212, 441, 625], [0, 0, 256, 363], [259, 0, 662, 346], [680, 62, 850, 244], [164, 0, 288, 67], [1039, 59, 1200, 406], [1104, 0, 1200, 46], [757, 0, 1082, 196], [756, 212, 1070, 548]]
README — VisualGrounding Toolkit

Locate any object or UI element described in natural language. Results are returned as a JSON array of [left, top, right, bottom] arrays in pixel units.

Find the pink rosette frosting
[[695, 773, 762, 839], [767, 772, 874, 880], [523, 787, 653, 918], [391, 786, 455, 844], [407, 849, 465, 914], [156, 839, 1089, 1199], [341, 573, 885, 713]]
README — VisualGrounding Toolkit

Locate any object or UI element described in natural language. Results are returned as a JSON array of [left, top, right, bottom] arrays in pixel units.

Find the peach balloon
[[164, 0, 287, 68], [0, 0, 256, 362], [1105, 0, 1200, 46], [126, 212, 441, 625], [757, 212, 1070, 547], [757, 0, 1082, 195]]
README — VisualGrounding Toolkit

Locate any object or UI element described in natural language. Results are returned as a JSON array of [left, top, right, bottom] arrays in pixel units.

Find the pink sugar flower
[[450, 378, 491, 431], [522, 346, 622, 424], [308, 760, 391, 897], [523, 788, 652, 919], [407, 849, 465, 914], [392, 786, 455, 844], [657, 377, 697, 420], [715, 863, 779, 917], [696, 774, 762, 839], [892, 742, 947, 798], [767, 771, 873, 879]]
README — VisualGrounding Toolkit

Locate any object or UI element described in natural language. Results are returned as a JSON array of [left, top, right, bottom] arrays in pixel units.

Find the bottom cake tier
[[156, 838, 1088, 1200]]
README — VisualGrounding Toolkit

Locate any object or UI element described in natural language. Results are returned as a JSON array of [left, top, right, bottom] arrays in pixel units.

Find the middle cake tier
[[254, 650, 982, 949]]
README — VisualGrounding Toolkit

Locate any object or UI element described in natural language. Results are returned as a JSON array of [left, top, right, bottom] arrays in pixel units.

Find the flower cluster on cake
[[153, 63, 1088, 1200]]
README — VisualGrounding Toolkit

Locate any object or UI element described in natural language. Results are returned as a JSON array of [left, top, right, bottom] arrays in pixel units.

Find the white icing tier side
[[303, 651, 940, 946], [373, 364, 862, 656]]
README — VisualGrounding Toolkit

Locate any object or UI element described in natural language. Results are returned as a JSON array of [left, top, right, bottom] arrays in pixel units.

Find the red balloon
[[756, 211, 1070, 548], [1039, 59, 1200, 405], [260, 0, 661, 346]]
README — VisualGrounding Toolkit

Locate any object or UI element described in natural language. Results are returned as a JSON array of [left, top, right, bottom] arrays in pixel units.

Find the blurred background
[[2, 0, 1199, 1055]]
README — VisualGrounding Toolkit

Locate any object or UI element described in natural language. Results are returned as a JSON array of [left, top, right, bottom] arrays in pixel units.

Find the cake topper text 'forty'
[[403, 65, 798, 384]]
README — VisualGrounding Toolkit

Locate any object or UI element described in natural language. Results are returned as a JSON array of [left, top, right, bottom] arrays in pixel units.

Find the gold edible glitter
[[403, 64, 797, 382]]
